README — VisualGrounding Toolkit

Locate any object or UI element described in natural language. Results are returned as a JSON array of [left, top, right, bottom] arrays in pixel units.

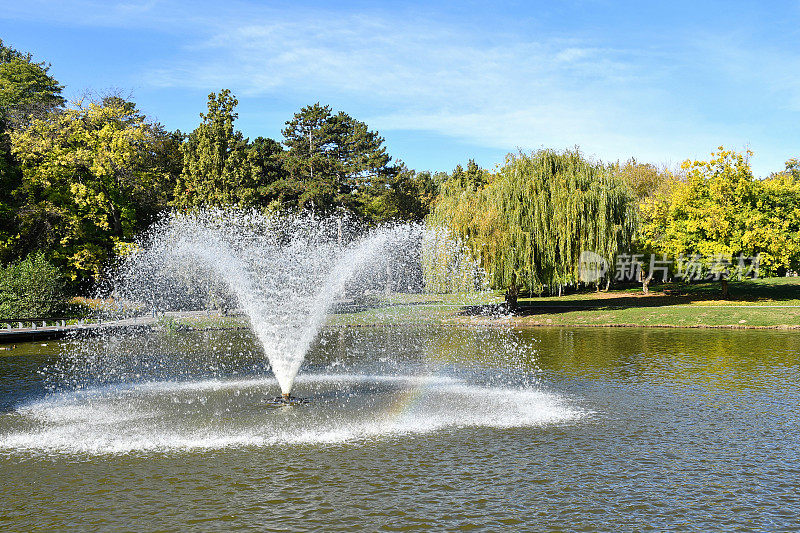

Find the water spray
[[112, 209, 426, 400]]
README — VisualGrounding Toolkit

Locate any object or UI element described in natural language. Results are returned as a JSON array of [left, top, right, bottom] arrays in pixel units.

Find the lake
[[1, 326, 799, 531]]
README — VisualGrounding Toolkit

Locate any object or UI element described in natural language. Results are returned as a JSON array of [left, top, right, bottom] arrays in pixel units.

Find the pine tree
[[280, 103, 398, 219]]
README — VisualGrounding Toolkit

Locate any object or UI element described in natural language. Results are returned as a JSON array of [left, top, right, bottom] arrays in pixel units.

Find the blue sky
[[1, 0, 798, 176]]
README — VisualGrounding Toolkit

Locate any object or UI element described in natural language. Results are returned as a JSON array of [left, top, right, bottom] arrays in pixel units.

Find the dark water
[[1, 327, 799, 532]]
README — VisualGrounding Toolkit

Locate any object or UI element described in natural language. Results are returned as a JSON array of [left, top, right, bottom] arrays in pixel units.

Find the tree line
[[0, 40, 433, 296], [429, 149, 800, 304], [1, 38, 799, 316]]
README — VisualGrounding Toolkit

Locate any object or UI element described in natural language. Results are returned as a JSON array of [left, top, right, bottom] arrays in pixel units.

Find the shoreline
[[2, 318, 797, 344], [331, 319, 800, 330], [4, 276, 800, 343], [450, 319, 800, 330]]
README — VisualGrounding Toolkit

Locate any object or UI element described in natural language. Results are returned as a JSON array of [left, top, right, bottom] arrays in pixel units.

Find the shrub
[[0, 252, 66, 319]]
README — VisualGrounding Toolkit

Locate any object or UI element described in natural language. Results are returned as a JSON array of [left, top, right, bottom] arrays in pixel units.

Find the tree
[[0, 252, 66, 319], [280, 103, 399, 219], [640, 148, 747, 260], [359, 163, 436, 223], [746, 169, 800, 276], [249, 136, 292, 209], [429, 149, 636, 305], [0, 58, 65, 123], [612, 159, 681, 292], [639, 148, 753, 298], [281, 103, 338, 205], [137, 123, 184, 225], [639, 148, 800, 294], [10, 97, 170, 285], [613, 158, 677, 202], [780, 158, 800, 181], [769, 158, 800, 182], [0, 39, 64, 124], [0, 39, 65, 263], [451, 159, 489, 191], [173, 90, 285, 208], [424, 163, 502, 294]]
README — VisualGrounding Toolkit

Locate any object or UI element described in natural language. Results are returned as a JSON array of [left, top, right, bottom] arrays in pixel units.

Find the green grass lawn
[[504, 277, 800, 328], [327, 277, 800, 329], [165, 277, 800, 330]]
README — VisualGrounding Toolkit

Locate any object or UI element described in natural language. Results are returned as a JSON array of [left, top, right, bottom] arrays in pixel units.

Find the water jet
[[111, 210, 427, 397]]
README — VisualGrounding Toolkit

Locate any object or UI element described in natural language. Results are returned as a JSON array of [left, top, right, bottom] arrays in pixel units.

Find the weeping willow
[[422, 165, 496, 293], [421, 226, 484, 294], [427, 148, 636, 294]]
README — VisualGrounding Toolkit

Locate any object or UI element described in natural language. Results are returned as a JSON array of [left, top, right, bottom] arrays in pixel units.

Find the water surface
[[1, 327, 798, 531]]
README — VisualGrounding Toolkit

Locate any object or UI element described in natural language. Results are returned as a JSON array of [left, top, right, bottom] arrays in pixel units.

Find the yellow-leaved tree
[[639, 148, 800, 289], [11, 97, 177, 285]]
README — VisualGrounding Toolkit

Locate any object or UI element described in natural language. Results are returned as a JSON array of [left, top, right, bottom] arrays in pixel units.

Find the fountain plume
[[112, 209, 420, 395]]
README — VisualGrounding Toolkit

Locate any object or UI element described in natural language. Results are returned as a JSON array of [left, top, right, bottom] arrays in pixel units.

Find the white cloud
[[144, 12, 728, 167], [5, 1, 796, 174]]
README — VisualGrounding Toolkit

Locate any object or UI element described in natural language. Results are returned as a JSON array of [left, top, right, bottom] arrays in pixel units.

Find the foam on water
[[0, 374, 587, 455]]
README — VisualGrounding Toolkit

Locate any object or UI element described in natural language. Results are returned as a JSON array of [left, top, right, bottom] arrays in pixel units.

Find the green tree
[[360, 164, 436, 223], [429, 149, 636, 304], [784, 158, 800, 180], [174, 90, 285, 208], [0, 39, 64, 123], [450, 159, 489, 191], [0, 252, 66, 319], [10, 97, 169, 284], [424, 163, 500, 294], [249, 136, 290, 209], [0, 39, 65, 263], [280, 103, 399, 219], [612, 159, 681, 292], [0, 57, 64, 122], [138, 123, 184, 225], [613, 158, 677, 202], [769, 158, 800, 181], [281, 103, 338, 210]]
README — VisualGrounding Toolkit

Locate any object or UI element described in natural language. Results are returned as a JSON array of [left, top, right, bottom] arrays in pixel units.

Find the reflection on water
[[528, 327, 800, 392], [1, 327, 799, 531]]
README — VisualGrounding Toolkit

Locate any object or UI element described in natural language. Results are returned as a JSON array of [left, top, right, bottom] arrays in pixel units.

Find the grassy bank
[[328, 277, 800, 329], [488, 277, 799, 328], [162, 277, 800, 330]]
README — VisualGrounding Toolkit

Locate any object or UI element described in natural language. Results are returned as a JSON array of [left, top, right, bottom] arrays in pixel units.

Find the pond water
[[0, 327, 799, 531]]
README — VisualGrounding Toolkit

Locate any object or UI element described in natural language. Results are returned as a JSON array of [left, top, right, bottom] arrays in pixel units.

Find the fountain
[[0, 209, 587, 455], [111, 210, 425, 400]]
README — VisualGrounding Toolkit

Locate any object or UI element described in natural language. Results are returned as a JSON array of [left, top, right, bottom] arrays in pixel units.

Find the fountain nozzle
[[267, 393, 310, 407]]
